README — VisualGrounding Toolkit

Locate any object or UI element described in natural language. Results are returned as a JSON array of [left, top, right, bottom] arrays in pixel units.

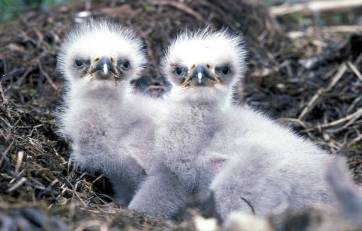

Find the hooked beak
[[191, 65, 210, 87], [180, 64, 221, 88], [94, 57, 116, 79]]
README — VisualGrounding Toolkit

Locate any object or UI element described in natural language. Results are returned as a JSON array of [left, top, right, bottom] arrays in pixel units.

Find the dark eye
[[216, 64, 232, 76], [74, 58, 89, 68], [123, 60, 130, 69], [222, 66, 230, 75], [173, 65, 187, 77], [118, 59, 131, 70]]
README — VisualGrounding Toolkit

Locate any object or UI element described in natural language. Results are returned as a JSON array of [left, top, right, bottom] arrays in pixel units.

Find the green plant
[[0, 0, 68, 22]]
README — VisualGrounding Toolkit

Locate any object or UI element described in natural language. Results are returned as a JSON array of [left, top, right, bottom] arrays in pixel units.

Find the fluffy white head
[[162, 29, 247, 103], [58, 20, 146, 92]]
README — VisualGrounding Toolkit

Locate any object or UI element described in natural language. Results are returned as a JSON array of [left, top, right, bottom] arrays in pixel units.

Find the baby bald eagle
[[57, 20, 153, 206], [129, 28, 343, 220], [128, 29, 247, 218]]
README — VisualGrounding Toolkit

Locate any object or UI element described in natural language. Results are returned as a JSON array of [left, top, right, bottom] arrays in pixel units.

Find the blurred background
[[2, 0, 362, 25], [1, 0, 68, 21]]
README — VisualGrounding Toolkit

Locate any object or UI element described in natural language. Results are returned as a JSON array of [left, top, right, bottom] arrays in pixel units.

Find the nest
[[0, 0, 361, 230]]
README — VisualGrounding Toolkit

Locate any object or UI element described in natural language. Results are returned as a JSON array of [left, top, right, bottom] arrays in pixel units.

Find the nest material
[[0, 0, 361, 230]]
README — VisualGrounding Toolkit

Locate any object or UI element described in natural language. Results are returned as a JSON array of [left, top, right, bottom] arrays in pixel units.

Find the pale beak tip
[[103, 63, 109, 75], [197, 72, 203, 84]]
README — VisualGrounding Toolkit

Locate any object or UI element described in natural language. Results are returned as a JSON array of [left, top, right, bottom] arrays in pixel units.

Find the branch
[[271, 0, 362, 16]]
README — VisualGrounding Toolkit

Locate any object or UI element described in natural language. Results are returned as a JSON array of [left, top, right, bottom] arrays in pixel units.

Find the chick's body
[[57, 20, 152, 206], [129, 30, 246, 218]]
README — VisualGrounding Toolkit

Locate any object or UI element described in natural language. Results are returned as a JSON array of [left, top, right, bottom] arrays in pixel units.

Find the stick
[[0, 81, 7, 104], [151, 0, 204, 21], [347, 61, 362, 82], [348, 134, 362, 147], [288, 26, 362, 39], [7, 177, 27, 193], [38, 62, 58, 90], [271, 0, 362, 16], [298, 63, 347, 120], [319, 108, 362, 129]]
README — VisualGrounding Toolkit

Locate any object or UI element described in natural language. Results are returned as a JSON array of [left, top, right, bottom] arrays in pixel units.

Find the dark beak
[[95, 57, 115, 78], [191, 65, 210, 86]]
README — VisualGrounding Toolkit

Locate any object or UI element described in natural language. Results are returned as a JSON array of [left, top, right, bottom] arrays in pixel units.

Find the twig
[[38, 62, 58, 90], [298, 63, 347, 120], [7, 177, 27, 193], [318, 108, 362, 129], [15, 151, 24, 174], [91, 174, 104, 185], [16, 67, 33, 87], [347, 61, 362, 82], [288, 26, 362, 39], [271, 0, 362, 16], [0, 141, 13, 167], [64, 177, 87, 207], [0, 80, 7, 104], [150, 0, 204, 21], [322, 25, 362, 34], [347, 134, 362, 147], [277, 118, 308, 129]]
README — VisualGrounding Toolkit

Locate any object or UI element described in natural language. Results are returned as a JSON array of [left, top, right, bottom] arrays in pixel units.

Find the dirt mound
[[0, 0, 361, 230]]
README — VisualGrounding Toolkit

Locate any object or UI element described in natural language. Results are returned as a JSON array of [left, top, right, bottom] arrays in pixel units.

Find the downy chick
[[57, 20, 151, 206]]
